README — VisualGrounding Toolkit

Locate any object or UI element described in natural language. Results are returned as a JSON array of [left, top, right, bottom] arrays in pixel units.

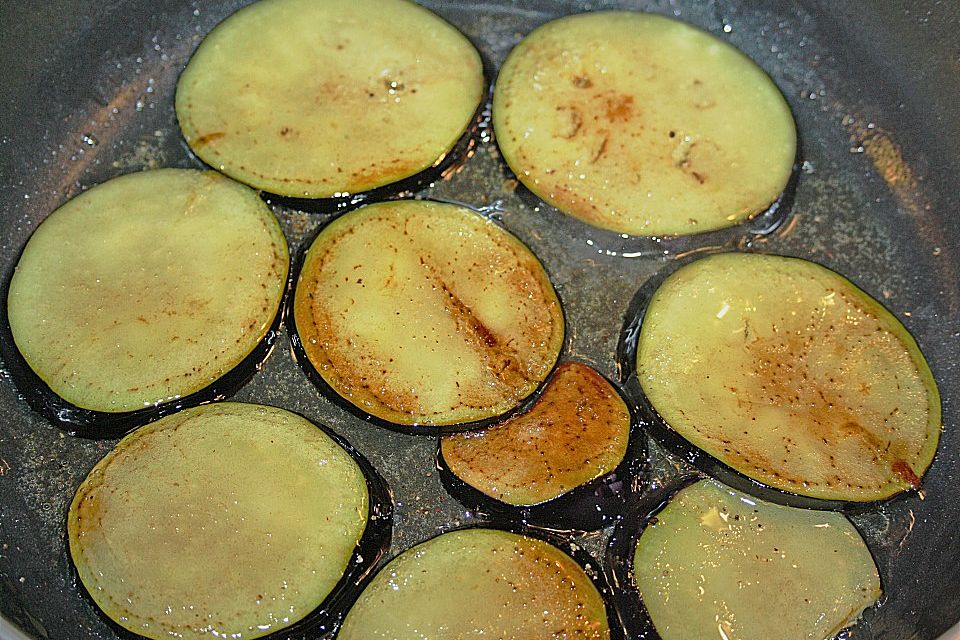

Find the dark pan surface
[[0, 1, 958, 638]]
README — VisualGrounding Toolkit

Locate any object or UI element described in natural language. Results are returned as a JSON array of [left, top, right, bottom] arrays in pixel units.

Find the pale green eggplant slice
[[609, 477, 881, 640], [494, 11, 797, 236], [68, 402, 391, 640], [337, 528, 613, 640], [176, 0, 485, 200], [5, 169, 288, 434], [633, 252, 940, 502]]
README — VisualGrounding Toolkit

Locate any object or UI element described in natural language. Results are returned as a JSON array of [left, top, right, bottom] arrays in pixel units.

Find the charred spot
[[555, 106, 583, 139], [191, 131, 226, 147], [571, 75, 593, 89], [591, 136, 610, 164], [603, 93, 634, 122], [892, 460, 921, 486]]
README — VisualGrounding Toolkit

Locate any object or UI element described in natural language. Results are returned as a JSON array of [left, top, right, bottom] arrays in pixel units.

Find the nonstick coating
[[1, 1, 958, 639]]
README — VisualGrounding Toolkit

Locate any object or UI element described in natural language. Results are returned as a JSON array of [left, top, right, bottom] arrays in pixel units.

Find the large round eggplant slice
[[337, 527, 615, 640], [291, 199, 564, 430], [631, 252, 940, 503], [4, 169, 288, 436], [68, 402, 392, 640], [176, 0, 484, 201], [493, 11, 797, 237], [438, 360, 640, 531], [607, 477, 881, 640]]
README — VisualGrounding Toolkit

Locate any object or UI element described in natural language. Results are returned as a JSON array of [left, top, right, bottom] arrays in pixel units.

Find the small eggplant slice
[[291, 200, 564, 430], [68, 402, 391, 640], [611, 477, 881, 640], [337, 527, 613, 640], [439, 361, 637, 530], [493, 11, 796, 237], [633, 252, 940, 502], [5, 169, 288, 433], [176, 0, 484, 200]]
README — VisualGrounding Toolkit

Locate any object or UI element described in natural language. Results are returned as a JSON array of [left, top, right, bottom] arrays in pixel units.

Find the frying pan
[[0, 0, 958, 638]]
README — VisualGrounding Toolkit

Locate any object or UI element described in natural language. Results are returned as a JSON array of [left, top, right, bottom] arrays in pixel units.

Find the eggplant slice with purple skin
[[336, 525, 623, 640], [176, 0, 486, 212], [619, 252, 941, 507], [67, 402, 392, 640], [2, 169, 289, 438], [493, 11, 797, 237], [606, 475, 881, 640], [438, 360, 644, 532], [290, 199, 565, 433]]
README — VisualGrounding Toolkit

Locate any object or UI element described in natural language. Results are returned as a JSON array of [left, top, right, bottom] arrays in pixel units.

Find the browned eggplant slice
[[620, 252, 940, 504], [67, 402, 392, 640], [291, 199, 565, 431], [2, 169, 288, 438], [336, 526, 621, 640], [176, 0, 485, 207], [438, 360, 642, 531], [606, 476, 881, 640], [493, 11, 797, 237]]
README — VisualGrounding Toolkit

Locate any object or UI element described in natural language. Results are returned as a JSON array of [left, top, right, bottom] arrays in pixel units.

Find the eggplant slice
[[176, 0, 485, 202], [607, 476, 881, 640], [291, 199, 565, 431], [67, 402, 392, 640], [4, 169, 288, 437], [336, 527, 618, 640], [438, 360, 642, 531], [493, 11, 797, 237], [626, 252, 940, 503]]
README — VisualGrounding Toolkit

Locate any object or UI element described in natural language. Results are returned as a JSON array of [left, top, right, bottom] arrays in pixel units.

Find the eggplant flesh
[[634, 252, 940, 502], [292, 200, 565, 429], [623, 478, 881, 640], [67, 402, 388, 640], [493, 11, 796, 236], [5, 169, 288, 428], [176, 0, 485, 199], [336, 528, 611, 640]]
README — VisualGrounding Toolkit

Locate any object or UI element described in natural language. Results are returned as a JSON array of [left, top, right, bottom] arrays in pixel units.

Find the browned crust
[[440, 362, 630, 504]]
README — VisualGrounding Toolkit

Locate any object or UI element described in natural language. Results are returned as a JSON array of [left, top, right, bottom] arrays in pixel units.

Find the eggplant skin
[[292, 200, 565, 428], [627, 478, 881, 640], [176, 0, 484, 199], [493, 11, 796, 236], [635, 252, 941, 502]]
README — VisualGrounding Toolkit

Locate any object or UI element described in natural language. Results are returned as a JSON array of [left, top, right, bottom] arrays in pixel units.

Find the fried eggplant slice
[[615, 478, 881, 640], [68, 402, 391, 640], [176, 0, 484, 200], [292, 200, 564, 429], [493, 11, 796, 236], [5, 169, 288, 428], [337, 528, 612, 640], [634, 252, 940, 502], [439, 361, 636, 530]]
